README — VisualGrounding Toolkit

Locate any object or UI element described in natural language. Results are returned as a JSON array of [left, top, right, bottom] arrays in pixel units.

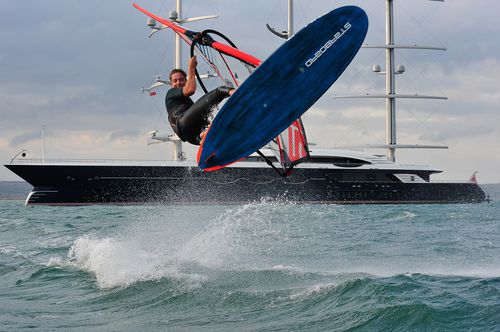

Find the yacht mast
[[266, 0, 294, 39], [174, 0, 182, 69], [383, 0, 447, 162], [143, 0, 217, 161], [335, 0, 448, 162], [287, 0, 293, 38], [385, 0, 396, 161], [42, 125, 46, 163], [170, 0, 183, 160]]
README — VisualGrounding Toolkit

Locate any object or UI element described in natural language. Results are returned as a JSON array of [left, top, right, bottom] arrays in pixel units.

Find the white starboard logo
[[305, 22, 352, 68]]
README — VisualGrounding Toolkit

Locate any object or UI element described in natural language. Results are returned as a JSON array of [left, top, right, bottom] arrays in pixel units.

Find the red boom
[[133, 3, 262, 67]]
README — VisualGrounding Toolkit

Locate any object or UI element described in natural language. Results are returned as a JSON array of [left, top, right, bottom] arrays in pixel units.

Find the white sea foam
[[66, 199, 300, 288], [0, 246, 16, 255], [46, 256, 65, 267], [64, 200, 500, 289], [68, 235, 171, 288], [384, 210, 417, 222], [288, 283, 338, 301], [175, 199, 295, 269], [324, 262, 500, 280], [271, 264, 299, 271], [0, 245, 29, 260]]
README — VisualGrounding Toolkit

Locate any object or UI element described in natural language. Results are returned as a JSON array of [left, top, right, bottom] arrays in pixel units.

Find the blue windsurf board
[[198, 6, 368, 170]]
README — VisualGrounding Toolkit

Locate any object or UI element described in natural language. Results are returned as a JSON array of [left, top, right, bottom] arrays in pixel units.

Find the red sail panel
[[276, 118, 310, 169]]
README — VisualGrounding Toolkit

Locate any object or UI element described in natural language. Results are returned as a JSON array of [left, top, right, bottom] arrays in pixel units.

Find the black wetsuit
[[165, 86, 232, 145]]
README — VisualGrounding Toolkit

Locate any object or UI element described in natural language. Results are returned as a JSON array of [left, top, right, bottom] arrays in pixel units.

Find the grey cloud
[[1, 0, 499, 182], [10, 131, 41, 147]]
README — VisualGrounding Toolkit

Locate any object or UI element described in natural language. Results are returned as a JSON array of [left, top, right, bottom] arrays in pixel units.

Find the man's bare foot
[[199, 123, 211, 141]]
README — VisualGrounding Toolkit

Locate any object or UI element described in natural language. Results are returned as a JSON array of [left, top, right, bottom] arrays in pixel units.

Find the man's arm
[[183, 56, 197, 97]]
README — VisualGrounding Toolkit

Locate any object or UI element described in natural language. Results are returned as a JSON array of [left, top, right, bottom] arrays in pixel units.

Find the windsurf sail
[[270, 118, 310, 174], [134, 3, 309, 175], [134, 4, 256, 94], [188, 29, 255, 94]]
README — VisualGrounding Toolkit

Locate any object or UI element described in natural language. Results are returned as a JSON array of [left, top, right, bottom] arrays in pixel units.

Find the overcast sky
[[1, 0, 499, 183]]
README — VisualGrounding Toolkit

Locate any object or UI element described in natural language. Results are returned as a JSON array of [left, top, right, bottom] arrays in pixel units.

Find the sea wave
[[20, 265, 500, 331], [2, 196, 500, 330], [59, 200, 500, 291], [64, 200, 308, 288]]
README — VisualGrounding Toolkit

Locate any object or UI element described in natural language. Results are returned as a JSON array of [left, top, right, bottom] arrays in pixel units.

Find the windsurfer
[[165, 56, 234, 145]]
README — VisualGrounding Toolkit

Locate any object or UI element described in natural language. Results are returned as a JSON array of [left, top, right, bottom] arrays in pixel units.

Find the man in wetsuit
[[165, 56, 234, 145]]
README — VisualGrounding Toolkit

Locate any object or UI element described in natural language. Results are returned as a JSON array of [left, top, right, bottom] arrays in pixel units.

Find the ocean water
[[1, 198, 499, 331]]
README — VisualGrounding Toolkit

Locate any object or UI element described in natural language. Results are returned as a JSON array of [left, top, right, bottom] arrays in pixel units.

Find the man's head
[[169, 69, 187, 88]]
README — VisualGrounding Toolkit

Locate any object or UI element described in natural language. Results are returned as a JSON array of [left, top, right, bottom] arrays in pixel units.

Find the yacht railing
[[8, 158, 180, 165]]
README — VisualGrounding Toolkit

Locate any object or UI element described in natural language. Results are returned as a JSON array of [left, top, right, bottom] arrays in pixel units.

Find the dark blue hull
[[5, 163, 487, 205]]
